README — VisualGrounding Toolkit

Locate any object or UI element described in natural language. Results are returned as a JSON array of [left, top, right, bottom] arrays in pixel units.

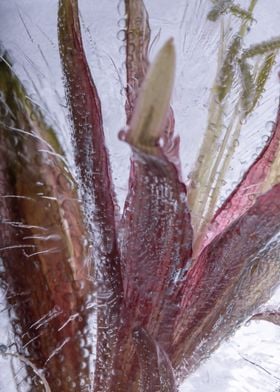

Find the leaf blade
[[172, 184, 280, 379], [0, 55, 92, 391]]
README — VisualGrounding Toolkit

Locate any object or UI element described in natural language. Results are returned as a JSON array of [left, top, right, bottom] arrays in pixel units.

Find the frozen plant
[[1, 0, 280, 391]]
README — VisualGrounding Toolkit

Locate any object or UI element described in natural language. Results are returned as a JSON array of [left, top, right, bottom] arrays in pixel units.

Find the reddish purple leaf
[[0, 57, 92, 390], [125, 0, 151, 120], [124, 1, 179, 169], [133, 327, 177, 392], [110, 147, 192, 389], [107, 36, 193, 389], [172, 183, 280, 380], [58, 1, 123, 389], [200, 108, 280, 251], [122, 151, 193, 340], [251, 309, 280, 326]]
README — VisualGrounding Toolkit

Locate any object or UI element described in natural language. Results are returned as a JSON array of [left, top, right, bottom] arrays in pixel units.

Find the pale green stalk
[[205, 53, 277, 225], [189, 0, 258, 248], [127, 38, 176, 153]]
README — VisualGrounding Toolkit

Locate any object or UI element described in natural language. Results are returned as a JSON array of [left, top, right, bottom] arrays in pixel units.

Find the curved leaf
[[0, 56, 92, 391], [133, 327, 177, 392], [125, 0, 151, 119], [58, 1, 123, 389], [172, 184, 280, 380], [201, 107, 280, 251], [111, 40, 192, 391]]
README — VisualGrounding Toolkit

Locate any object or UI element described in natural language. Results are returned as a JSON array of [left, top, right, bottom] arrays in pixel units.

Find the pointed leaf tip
[[126, 38, 176, 152]]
